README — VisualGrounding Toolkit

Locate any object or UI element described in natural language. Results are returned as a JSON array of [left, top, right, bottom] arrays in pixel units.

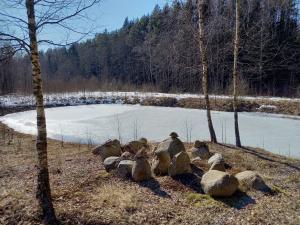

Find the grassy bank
[[1, 92, 299, 117], [141, 97, 300, 116], [0, 122, 299, 225]]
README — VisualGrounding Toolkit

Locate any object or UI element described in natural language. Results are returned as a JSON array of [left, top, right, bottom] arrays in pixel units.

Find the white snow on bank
[[1, 104, 299, 158], [1, 91, 299, 107], [258, 105, 278, 110]]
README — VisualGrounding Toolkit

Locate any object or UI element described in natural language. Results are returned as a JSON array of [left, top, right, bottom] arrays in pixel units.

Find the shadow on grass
[[215, 190, 256, 210], [242, 147, 300, 171], [172, 172, 204, 193], [217, 143, 300, 172], [138, 178, 171, 198]]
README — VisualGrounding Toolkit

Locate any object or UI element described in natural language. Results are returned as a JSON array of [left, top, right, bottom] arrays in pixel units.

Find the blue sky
[[94, 0, 170, 31], [0, 0, 172, 50], [0, 0, 170, 50], [39, 0, 171, 49]]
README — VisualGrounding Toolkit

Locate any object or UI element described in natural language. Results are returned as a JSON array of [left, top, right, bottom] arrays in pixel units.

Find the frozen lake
[[1, 104, 299, 158]]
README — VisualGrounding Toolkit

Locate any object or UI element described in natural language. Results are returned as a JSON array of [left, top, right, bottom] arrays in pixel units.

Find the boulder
[[191, 141, 210, 160], [132, 157, 152, 182], [117, 160, 134, 178], [123, 138, 149, 154], [152, 150, 171, 176], [169, 132, 179, 138], [201, 170, 238, 197], [209, 161, 226, 172], [92, 139, 121, 161], [139, 137, 148, 145], [208, 153, 224, 166], [235, 171, 270, 192], [191, 157, 202, 164], [156, 136, 185, 159], [168, 151, 192, 176], [208, 153, 225, 171], [103, 156, 120, 172], [121, 151, 134, 160], [194, 140, 203, 148]]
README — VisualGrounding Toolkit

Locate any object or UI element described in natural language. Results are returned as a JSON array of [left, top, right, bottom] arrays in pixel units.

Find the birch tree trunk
[[25, 0, 58, 224], [198, 0, 217, 143], [233, 0, 242, 147]]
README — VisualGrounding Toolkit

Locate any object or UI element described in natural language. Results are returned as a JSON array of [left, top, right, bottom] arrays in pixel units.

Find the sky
[[0, 0, 171, 50], [93, 0, 170, 31], [40, 0, 171, 49]]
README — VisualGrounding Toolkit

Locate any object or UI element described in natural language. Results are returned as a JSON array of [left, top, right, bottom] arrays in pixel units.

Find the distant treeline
[[1, 0, 300, 96]]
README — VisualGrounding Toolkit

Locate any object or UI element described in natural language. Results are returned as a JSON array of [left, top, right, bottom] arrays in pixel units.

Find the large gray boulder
[[201, 170, 238, 197], [92, 139, 121, 161], [235, 171, 270, 192], [117, 160, 134, 178], [152, 149, 171, 176], [103, 156, 120, 172], [156, 136, 185, 159], [190, 141, 210, 160], [132, 157, 152, 182], [168, 151, 192, 176]]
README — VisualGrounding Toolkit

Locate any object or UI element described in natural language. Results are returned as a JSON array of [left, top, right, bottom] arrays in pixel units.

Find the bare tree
[[197, 0, 217, 143], [232, 0, 241, 147], [0, 45, 15, 94], [0, 0, 100, 224]]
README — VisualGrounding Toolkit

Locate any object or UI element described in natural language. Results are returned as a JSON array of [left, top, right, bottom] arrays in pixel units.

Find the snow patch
[[258, 105, 278, 110], [1, 91, 299, 108]]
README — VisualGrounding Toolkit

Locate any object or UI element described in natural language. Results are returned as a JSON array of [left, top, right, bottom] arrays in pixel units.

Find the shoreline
[[1, 104, 299, 160], [1, 121, 298, 161], [1, 92, 299, 160], [1, 91, 299, 117]]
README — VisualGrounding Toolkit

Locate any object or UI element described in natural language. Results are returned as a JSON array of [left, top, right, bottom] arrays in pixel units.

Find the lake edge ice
[[1, 104, 299, 158]]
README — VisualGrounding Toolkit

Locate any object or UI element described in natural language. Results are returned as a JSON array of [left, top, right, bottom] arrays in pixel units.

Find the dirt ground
[[0, 122, 300, 225]]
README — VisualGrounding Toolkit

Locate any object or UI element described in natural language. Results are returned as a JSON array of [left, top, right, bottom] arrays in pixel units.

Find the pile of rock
[[93, 132, 193, 181], [93, 133, 270, 197], [152, 132, 191, 177], [93, 138, 152, 181]]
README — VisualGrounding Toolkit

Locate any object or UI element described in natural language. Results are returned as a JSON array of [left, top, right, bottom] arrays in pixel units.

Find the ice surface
[[1, 104, 299, 158]]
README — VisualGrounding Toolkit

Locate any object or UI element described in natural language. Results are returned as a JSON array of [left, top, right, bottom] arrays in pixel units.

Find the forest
[[1, 1, 300, 225], [1, 0, 300, 96]]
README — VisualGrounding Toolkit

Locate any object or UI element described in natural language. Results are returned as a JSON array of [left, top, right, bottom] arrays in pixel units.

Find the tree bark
[[233, 0, 242, 147], [25, 0, 58, 224], [198, 0, 217, 143]]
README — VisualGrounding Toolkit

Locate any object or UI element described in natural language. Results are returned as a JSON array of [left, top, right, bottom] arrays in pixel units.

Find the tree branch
[[36, 0, 100, 29]]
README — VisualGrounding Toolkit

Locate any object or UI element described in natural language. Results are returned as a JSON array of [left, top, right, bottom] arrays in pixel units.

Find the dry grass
[[175, 97, 300, 116], [1, 122, 300, 225]]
